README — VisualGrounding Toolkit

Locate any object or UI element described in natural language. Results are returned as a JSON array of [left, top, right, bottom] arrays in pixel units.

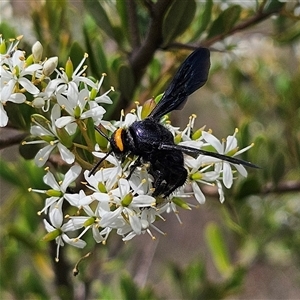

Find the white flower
[[44, 199, 86, 262], [30, 165, 82, 214], [69, 200, 109, 244], [64, 189, 93, 208], [99, 178, 155, 235], [50, 54, 97, 94], [91, 73, 113, 105], [0, 50, 43, 127], [55, 83, 106, 128], [1, 50, 41, 95], [202, 130, 248, 188], [88, 152, 123, 191], [26, 104, 75, 167], [0, 35, 22, 66]]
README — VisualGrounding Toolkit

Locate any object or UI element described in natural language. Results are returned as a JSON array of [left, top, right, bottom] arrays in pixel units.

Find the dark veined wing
[[148, 48, 210, 121], [159, 143, 259, 169]]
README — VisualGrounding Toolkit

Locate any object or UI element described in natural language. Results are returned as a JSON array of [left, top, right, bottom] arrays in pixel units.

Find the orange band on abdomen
[[114, 128, 124, 152]]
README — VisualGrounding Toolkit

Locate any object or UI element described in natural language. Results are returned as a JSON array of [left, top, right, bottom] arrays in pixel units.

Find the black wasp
[[90, 48, 258, 197]]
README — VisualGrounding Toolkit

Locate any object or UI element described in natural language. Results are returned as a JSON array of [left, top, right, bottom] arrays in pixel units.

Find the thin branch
[[167, 5, 283, 50], [262, 180, 300, 194], [114, 0, 173, 115], [202, 8, 281, 47], [129, 0, 173, 78], [0, 128, 28, 149]]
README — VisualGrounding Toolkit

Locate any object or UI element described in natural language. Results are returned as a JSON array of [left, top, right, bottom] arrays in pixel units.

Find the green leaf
[[116, 0, 129, 41], [84, 0, 116, 40], [275, 21, 300, 45], [205, 222, 232, 277], [120, 274, 138, 300], [263, 0, 285, 14], [118, 64, 135, 100], [235, 176, 262, 200], [69, 42, 85, 68], [162, 0, 196, 46], [193, 0, 213, 38], [223, 266, 246, 294], [207, 5, 242, 39]]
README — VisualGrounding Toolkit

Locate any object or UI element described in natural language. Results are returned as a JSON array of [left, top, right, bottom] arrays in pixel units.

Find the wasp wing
[[159, 143, 259, 169], [148, 48, 210, 121]]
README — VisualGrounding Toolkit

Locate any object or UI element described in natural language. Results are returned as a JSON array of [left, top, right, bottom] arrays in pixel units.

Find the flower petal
[[57, 143, 75, 164], [223, 162, 233, 188], [0, 104, 8, 127], [61, 165, 82, 191], [35, 144, 55, 167]]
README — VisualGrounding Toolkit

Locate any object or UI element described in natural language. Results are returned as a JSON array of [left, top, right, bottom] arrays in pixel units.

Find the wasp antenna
[[94, 125, 109, 141], [88, 149, 113, 176]]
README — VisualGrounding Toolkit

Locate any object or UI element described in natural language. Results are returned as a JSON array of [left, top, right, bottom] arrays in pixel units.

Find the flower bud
[[43, 56, 58, 76], [84, 217, 96, 227], [65, 57, 73, 81], [32, 41, 43, 62], [74, 105, 81, 118], [121, 192, 133, 207], [192, 128, 202, 140], [43, 228, 62, 241], [25, 54, 34, 65], [32, 97, 45, 108], [56, 127, 73, 148], [172, 197, 191, 210], [98, 182, 107, 193], [31, 114, 50, 129], [0, 39, 6, 54], [90, 87, 97, 100], [46, 189, 63, 197], [190, 172, 203, 181], [174, 133, 182, 144]]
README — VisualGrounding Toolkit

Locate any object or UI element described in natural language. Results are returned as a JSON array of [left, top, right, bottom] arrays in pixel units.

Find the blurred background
[[1, 0, 300, 299]]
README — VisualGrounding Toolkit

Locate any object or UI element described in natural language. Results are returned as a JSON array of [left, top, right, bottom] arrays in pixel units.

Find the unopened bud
[[43, 229, 62, 241], [32, 41, 43, 62], [0, 39, 6, 54], [172, 197, 191, 210], [84, 217, 96, 227], [56, 127, 73, 148], [192, 128, 202, 140], [121, 192, 133, 207], [98, 182, 107, 193], [174, 134, 182, 144], [46, 189, 63, 197], [65, 57, 74, 81], [43, 56, 58, 76], [190, 172, 203, 181], [32, 97, 45, 108]]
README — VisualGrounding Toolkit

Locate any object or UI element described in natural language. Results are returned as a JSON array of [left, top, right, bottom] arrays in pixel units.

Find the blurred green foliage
[[1, 0, 300, 299]]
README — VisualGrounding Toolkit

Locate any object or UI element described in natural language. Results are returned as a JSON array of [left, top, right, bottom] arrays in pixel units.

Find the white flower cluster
[[1, 36, 254, 261]]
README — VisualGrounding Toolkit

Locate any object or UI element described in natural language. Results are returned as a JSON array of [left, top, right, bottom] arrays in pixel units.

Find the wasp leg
[[127, 156, 142, 180], [150, 150, 187, 197]]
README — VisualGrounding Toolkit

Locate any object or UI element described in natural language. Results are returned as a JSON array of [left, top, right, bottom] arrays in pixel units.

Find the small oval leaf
[[205, 222, 232, 276], [162, 0, 196, 46], [207, 5, 242, 39]]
